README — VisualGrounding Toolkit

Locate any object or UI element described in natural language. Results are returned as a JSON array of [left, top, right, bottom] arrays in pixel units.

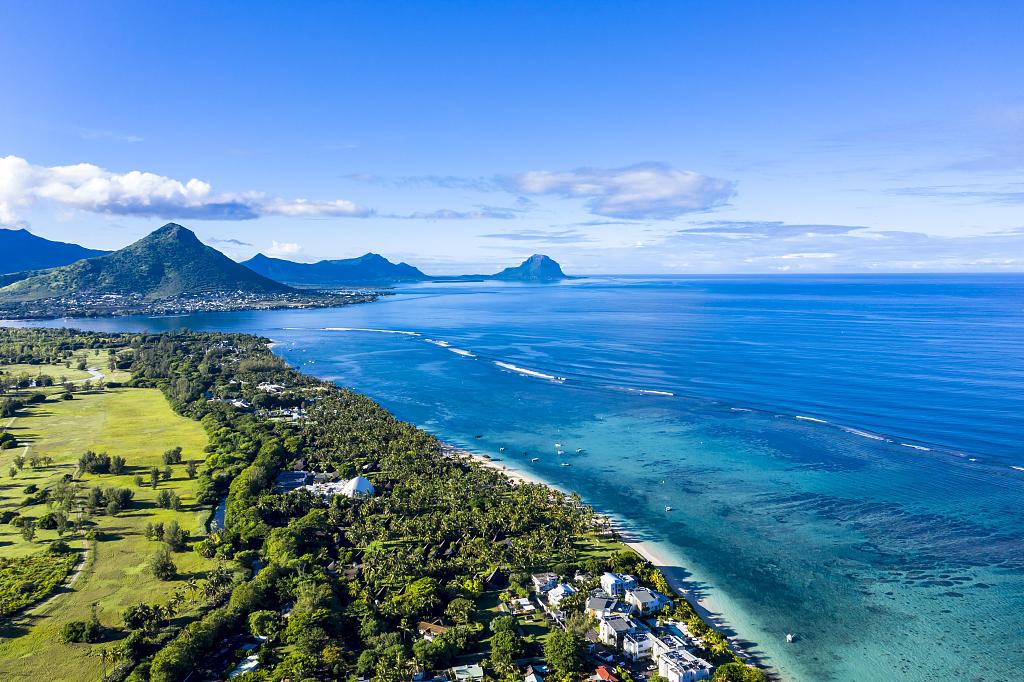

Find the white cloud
[[0, 155, 371, 222], [267, 240, 302, 257], [777, 252, 837, 260], [511, 163, 734, 219]]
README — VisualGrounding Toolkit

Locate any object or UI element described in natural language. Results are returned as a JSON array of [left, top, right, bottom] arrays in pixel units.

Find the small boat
[[786, 633, 794, 643], [556, 450, 564, 455], [576, 448, 583, 453], [554, 442, 562, 448], [561, 462, 571, 467], [665, 506, 673, 512], [531, 457, 540, 462], [499, 447, 505, 452]]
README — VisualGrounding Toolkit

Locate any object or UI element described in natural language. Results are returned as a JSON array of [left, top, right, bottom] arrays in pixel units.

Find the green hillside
[[0, 223, 292, 301]]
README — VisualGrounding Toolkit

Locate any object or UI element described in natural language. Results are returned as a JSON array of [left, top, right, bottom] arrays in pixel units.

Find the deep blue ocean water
[[9, 274, 1023, 681]]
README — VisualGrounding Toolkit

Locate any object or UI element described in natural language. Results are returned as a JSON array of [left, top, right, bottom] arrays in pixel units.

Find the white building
[[623, 628, 655, 660], [625, 586, 671, 614], [600, 572, 638, 596], [598, 613, 637, 648], [547, 583, 577, 607], [342, 475, 375, 497], [657, 648, 713, 682], [531, 572, 559, 593], [586, 594, 617, 618]]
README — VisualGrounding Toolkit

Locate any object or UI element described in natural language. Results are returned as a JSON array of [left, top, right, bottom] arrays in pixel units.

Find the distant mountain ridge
[[244, 252, 571, 284], [0, 223, 292, 301], [242, 252, 428, 285], [0, 228, 109, 274]]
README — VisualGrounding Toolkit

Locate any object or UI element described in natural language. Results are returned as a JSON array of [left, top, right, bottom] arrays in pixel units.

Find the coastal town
[[0, 288, 381, 320]]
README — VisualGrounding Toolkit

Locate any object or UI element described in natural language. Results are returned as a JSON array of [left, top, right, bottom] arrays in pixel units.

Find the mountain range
[[0, 227, 109, 274], [0, 223, 291, 301], [0, 224, 569, 304], [242, 252, 428, 285]]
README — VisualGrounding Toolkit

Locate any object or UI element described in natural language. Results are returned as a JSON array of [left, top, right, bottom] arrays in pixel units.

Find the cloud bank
[[510, 163, 735, 219], [0, 155, 371, 222]]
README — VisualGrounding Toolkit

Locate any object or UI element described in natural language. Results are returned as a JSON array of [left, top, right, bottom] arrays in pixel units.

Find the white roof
[[342, 475, 375, 497]]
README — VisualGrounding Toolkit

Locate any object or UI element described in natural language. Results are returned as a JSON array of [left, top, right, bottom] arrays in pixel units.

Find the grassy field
[[0, 372, 216, 681], [0, 349, 133, 387]]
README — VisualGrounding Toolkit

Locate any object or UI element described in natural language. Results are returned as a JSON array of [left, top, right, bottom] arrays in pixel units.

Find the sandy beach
[[461, 443, 768, 670]]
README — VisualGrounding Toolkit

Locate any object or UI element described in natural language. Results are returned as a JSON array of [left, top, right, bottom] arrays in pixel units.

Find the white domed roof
[[342, 475, 375, 497]]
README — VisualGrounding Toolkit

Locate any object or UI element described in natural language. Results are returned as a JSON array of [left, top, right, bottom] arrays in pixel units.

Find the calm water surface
[[10, 274, 1023, 682]]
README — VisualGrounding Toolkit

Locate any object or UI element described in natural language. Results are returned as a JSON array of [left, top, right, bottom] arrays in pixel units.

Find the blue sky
[[1, 1, 1022, 274]]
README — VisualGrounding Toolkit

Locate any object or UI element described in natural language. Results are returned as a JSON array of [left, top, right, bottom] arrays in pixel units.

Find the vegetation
[[0, 327, 759, 682], [0, 223, 292, 302], [0, 553, 76, 617]]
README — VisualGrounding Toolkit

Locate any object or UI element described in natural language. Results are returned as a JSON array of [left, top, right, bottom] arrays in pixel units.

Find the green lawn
[[0, 384, 216, 681]]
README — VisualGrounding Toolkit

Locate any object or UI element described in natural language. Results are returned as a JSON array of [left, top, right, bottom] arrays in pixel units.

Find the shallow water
[[10, 274, 1024, 681]]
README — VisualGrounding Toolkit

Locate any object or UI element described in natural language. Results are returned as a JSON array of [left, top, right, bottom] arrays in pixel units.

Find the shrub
[[150, 546, 177, 580]]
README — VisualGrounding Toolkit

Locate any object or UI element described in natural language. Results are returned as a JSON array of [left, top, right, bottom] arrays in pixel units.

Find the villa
[[585, 594, 617, 617], [657, 648, 713, 682], [600, 571, 638, 596], [547, 582, 578, 607], [417, 621, 449, 641], [531, 572, 559, 593], [598, 613, 637, 648], [624, 586, 671, 614], [451, 663, 485, 682]]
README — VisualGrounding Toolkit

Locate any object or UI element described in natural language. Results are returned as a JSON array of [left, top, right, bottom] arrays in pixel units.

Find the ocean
[[10, 273, 1023, 681]]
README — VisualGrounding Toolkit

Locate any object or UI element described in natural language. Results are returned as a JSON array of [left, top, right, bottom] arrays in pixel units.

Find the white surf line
[[900, 443, 931, 451], [1011, 466, 1024, 473], [795, 415, 829, 423], [841, 426, 887, 442], [493, 361, 566, 383], [323, 327, 420, 335]]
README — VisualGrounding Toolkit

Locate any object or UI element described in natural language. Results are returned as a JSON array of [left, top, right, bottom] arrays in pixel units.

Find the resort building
[[623, 628, 655, 660], [547, 582, 578, 607], [531, 572, 559, 593], [657, 648, 713, 682], [598, 613, 638, 648], [451, 663, 485, 682], [599, 572, 638, 596], [585, 594, 617, 617], [417, 621, 449, 641], [341, 475, 376, 497], [624, 586, 671, 614], [299, 474, 376, 499]]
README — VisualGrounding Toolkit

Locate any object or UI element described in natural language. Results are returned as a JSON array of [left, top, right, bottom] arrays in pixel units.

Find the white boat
[[561, 462, 571, 467], [556, 450, 564, 455], [554, 442, 562, 448], [576, 448, 583, 453], [665, 506, 673, 512], [531, 457, 540, 462], [499, 447, 505, 452], [786, 633, 794, 643]]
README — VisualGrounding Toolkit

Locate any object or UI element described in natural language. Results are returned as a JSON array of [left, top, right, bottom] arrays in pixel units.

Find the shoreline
[[456, 444, 775, 676]]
